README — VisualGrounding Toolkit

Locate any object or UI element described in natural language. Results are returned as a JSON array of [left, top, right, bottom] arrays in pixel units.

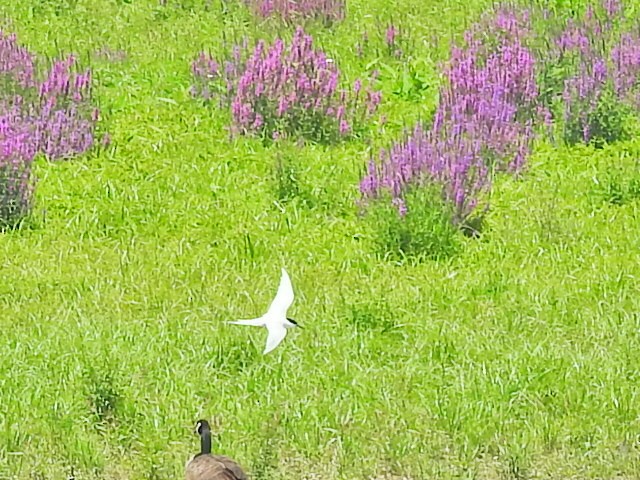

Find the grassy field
[[1, 0, 640, 479]]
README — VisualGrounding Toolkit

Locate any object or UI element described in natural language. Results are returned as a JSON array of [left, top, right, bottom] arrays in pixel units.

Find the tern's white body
[[229, 268, 298, 354]]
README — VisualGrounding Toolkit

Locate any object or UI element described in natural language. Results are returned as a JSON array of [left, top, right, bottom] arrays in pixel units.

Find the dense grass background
[[1, 0, 640, 478]]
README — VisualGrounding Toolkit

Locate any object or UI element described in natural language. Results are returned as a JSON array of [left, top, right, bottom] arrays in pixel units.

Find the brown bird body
[[185, 419, 248, 480]]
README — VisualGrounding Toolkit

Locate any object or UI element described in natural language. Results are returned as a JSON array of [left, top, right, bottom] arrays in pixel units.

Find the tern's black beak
[[287, 317, 302, 328]]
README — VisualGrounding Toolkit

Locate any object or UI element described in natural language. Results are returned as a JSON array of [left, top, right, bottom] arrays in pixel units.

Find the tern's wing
[[228, 318, 264, 327], [266, 268, 294, 317], [263, 324, 288, 355]]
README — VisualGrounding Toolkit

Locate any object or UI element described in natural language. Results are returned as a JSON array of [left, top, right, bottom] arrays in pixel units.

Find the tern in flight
[[228, 268, 301, 354]]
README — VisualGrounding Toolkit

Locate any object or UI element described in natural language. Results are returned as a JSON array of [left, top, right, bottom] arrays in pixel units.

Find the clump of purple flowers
[[539, 0, 636, 145], [0, 32, 35, 90], [191, 40, 248, 108], [0, 105, 37, 228], [192, 27, 382, 142], [36, 55, 98, 159], [0, 30, 104, 227], [360, 6, 541, 229], [439, 6, 541, 173], [0, 31, 101, 160], [244, 0, 345, 23], [361, 123, 490, 226]]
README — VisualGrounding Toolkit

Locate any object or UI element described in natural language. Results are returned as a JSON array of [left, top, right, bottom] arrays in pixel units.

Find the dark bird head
[[195, 419, 211, 436], [287, 317, 302, 329]]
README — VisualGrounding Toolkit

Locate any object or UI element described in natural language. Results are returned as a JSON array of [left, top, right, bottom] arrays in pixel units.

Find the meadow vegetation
[[1, 0, 640, 479]]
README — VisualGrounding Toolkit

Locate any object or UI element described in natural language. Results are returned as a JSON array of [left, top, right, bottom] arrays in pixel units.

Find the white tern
[[228, 268, 301, 354]]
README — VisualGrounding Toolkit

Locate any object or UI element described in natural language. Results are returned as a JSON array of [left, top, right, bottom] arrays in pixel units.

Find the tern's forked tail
[[228, 318, 264, 327]]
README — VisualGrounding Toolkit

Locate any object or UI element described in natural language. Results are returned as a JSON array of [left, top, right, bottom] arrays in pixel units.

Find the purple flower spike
[[191, 27, 381, 141], [359, 4, 542, 225], [0, 30, 105, 226], [386, 25, 398, 48]]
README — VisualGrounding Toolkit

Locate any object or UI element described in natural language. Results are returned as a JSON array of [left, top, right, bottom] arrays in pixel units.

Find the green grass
[[1, 0, 640, 478]]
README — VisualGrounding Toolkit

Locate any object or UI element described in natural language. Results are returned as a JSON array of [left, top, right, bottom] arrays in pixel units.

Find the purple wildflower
[[360, 4, 540, 225], [386, 25, 398, 49], [353, 79, 362, 95], [0, 30, 105, 225], [192, 27, 381, 141]]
